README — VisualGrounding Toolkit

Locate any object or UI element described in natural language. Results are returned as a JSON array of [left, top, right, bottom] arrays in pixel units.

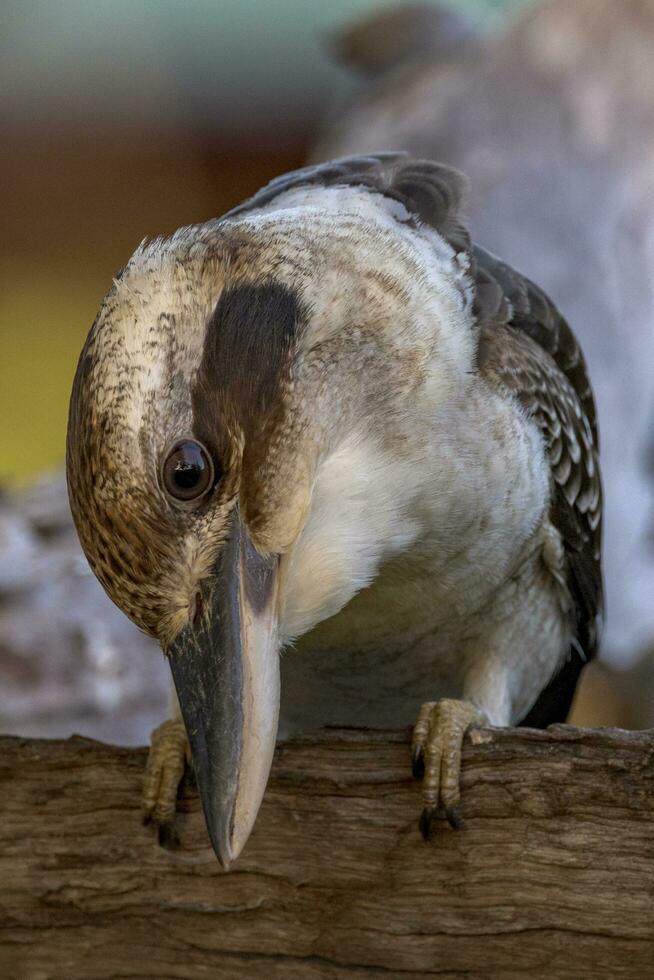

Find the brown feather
[[474, 246, 603, 668]]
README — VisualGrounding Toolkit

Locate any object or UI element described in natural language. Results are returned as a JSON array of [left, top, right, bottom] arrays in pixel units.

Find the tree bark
[[1, 725, 653, 979]]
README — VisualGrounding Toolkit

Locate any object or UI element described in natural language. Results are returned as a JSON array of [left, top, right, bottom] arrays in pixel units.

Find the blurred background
[[2, 0, 653, 743]]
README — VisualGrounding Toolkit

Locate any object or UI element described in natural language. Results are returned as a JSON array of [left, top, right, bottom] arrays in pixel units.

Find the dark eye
[[161, 439, 215, 502]]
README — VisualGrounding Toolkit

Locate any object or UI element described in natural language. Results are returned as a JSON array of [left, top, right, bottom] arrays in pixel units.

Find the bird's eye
[[161, 439, 215, 503]]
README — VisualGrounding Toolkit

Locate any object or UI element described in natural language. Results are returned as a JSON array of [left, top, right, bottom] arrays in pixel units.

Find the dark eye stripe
[[161, 439, 216, 502]]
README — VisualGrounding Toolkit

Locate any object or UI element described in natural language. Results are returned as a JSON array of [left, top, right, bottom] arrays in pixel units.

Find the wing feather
[[224, 152, 471, 255], [474, 246, 603, 726]]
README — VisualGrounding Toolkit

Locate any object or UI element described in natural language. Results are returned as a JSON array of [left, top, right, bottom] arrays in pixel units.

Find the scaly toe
[[412, 698, 485, 838], [143, 718, 189, 845]]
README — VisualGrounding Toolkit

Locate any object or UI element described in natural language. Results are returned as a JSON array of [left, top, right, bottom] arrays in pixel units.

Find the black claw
[[419, 806, 437, 841], [412, 747, 425, 780], [157, 821, 181, 850], [445, 804, 464, 830]]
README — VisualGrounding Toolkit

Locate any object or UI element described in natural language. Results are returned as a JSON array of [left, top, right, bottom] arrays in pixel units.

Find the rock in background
[[0, 474, 168, 744]]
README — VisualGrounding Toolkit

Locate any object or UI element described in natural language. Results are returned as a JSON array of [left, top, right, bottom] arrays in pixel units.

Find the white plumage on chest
[[280, 384, 550, 645], [267, 195, 558, 734]]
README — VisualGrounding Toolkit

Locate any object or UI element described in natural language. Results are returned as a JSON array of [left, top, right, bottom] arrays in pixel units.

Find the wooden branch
[[1, 726, 654, 979]]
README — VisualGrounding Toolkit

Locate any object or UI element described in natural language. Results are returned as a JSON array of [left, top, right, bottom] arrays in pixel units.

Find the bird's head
[[66, 155, 474, 865]]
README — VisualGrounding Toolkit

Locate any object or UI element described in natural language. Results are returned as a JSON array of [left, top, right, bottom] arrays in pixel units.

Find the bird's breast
[[278, 627, 464, 736]]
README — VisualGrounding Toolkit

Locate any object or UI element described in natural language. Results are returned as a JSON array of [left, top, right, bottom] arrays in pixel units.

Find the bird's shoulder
[[223, 152, 471, 256]]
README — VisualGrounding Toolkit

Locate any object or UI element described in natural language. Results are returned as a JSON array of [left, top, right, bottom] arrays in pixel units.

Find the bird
[[66, 153, 602, 867]]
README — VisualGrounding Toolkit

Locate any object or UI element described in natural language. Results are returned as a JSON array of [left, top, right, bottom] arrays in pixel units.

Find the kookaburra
[[67, 154, 602, 866]]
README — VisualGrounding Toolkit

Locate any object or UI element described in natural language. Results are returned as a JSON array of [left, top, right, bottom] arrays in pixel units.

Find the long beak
[[166, 506, 280, 868]]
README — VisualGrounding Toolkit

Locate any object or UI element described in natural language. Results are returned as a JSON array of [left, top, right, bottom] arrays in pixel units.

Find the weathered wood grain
[[1, 726, 653, 979]]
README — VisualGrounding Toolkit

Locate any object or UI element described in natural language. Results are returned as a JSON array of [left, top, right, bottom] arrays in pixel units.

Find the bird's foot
[[142, 718, 191, 849], [411, 698, 486, 839]]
